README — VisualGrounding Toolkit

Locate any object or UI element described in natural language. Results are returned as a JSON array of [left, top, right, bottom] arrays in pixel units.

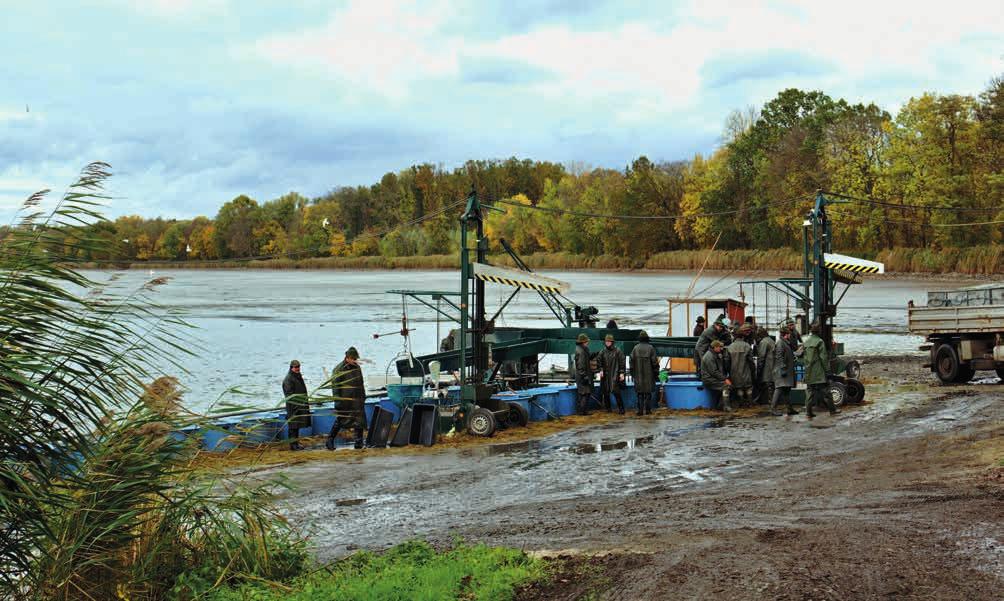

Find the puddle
[[478, 420, 722, 457]]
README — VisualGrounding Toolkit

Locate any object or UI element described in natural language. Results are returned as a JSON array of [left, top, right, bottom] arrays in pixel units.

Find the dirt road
[[271, 357, 1003, 600]]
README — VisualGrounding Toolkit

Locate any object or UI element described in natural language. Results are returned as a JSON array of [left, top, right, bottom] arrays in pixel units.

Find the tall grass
[[0, 164, 304, 600]]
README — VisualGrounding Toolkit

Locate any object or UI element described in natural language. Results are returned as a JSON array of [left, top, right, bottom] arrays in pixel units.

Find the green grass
[[205, 541, 546, 601]]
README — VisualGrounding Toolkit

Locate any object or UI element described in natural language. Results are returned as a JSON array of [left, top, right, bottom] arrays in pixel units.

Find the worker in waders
[[700, 340, 730, 411], [598, 334, 626, 414], [770, 329, 799, 416], [326, 346, 367, 449], [630, 330, 660, 415], [755, 326, 775, 406], [694, 317, 731, 379], [803, 323, 840, 419], [282, 359, 311, 451], [574, 333, 595, 415], [726, 324, 756, 407]]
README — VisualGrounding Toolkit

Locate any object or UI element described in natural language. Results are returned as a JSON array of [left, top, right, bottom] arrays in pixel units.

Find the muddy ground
[[264, 356, 1002, 600]]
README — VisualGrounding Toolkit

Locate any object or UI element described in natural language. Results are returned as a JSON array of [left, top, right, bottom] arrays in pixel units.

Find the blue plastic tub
[[237, 415, 284, 446], [555, 386, 577, 416], [387, 383, 424, 406], [168, 424, 200, 443], [526, 389, 559, 421], [663, 378, 712, 409], [201, 421, 239, 451], [311, 408, 336, 438], [377, 398, 403, 424]]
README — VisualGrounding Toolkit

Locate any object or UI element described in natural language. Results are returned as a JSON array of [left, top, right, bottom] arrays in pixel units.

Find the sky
[[2, 0, 1002, 220]]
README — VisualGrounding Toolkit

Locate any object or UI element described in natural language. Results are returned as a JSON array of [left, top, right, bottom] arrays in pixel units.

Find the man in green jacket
[[574, 333, 595, 416], [802, 323, 840, 419], [700, 340, 730, 411], [326, 346, 367, 449], [630, 330, 660, 415], [725, 324, 756, 407]]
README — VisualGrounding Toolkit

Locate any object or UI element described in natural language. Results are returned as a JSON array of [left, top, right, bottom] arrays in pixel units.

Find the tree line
[[17, 74, 1003, 263]]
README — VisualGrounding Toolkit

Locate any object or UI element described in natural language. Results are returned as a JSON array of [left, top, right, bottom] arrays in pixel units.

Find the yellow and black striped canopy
[[822, 252, 884, 275], [471, 263, 570, 294]]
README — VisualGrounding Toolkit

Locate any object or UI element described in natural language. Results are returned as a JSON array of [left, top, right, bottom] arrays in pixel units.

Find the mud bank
[[264, 357, 1002, 600]]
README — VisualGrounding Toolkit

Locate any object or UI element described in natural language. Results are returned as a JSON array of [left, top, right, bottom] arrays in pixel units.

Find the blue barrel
[[620, 383, 639, 410], [664, 377, 712, 409]]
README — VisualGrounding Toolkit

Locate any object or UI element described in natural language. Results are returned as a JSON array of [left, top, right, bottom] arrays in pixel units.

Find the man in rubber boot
[[326, 346, 367, 449], [755, 326, 775, 406], [598, 334, 626, 414], [630, 330, 660, 415], [282, 359, 311, 451], [574, 333, 595, 415], [803, 323, 840, 419], [770, 329, 799, 416], [700, 340, 731, 411], [726, 324, 756, 408], [694, 317, 732, 379]]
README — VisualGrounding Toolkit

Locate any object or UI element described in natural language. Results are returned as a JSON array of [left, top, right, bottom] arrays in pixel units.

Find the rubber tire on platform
[[934, 344, 963, 385], [467, 407, 497, 437], [844, 360, 861, 380], [507, 401, 529, 427], [844, 378, 865, 404], [828, 380, 847, 408]]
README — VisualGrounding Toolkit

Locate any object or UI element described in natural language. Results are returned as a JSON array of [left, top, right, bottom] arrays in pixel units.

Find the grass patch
[[206, 541, 546, 601]]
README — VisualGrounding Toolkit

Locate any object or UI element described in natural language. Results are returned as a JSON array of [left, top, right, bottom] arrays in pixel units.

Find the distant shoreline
[[77, 250, 1002, 280]]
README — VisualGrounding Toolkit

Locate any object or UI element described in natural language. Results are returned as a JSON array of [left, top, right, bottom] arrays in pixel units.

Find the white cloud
[[113, 0, 229, 19]]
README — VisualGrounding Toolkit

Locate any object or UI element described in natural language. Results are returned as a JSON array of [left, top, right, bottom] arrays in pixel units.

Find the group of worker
[[281, 346, 366, 451], [694, 314, 840, 419], [573, 330, 661, 416]]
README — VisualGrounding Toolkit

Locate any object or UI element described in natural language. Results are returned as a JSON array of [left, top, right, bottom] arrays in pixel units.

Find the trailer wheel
[[828, 380, 847, 407], [955, 365, 975, 384], [467, 407, 497, 437], [507, 402, 529, 427], [845, 360, 861, 380], [934, 344, 963, 384], [844, 378, 865, 404]]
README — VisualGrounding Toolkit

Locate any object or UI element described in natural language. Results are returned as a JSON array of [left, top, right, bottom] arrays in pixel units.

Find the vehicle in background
[[907, 283, 1004, 384]]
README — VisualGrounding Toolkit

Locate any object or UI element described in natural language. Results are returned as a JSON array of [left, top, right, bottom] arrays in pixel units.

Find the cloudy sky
[[2, 0, 1001, 219]]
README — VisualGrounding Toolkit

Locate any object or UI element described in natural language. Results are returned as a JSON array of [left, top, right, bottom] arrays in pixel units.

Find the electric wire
[[823, 190, 1002, 213]]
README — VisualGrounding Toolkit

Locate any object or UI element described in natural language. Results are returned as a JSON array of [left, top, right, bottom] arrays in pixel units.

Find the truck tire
[[955, 365, 975, 384], [828, 380, 847, 407], [934, 344, 964, 384]]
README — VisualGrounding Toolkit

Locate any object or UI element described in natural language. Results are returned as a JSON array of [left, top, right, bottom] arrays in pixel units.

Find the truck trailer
[[907, 283, 1004, 384]]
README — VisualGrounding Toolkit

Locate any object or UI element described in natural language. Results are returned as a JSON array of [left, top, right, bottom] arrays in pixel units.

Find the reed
[[0, 164, 305, 601]]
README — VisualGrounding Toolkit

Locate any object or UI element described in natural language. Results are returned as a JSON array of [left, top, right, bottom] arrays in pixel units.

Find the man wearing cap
[[726, 324, 756, 407], [326, 346, 367, 450], [694, 317, 732, 379], [700, 340, 730, 411], [598, 334, 626, 414], [803, 322, 839, 419], [754, 326, 775, 406], [630, 330, 660, 415], [574, 333, 595, 415], [282, 360, 311, 451], [693, 316, 706, 337]]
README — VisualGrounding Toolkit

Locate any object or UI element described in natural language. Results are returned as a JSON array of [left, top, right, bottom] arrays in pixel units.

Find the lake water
[[81, 269, 977, 412]]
